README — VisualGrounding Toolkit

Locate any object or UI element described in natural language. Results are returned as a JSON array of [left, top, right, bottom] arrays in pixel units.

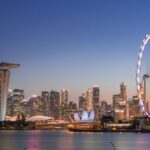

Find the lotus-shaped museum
[[73, 109, 95, 122]]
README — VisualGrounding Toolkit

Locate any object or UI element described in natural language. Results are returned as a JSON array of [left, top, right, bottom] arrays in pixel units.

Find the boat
[[68, 123, 102, 132]]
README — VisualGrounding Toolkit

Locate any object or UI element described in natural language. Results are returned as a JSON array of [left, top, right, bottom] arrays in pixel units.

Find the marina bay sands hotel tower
[[0, 62, 20, 121]]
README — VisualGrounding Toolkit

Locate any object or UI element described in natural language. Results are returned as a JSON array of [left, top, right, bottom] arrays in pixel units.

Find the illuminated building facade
[[113, 82, 127, 122], [79, 93, 87, 111], [11, 89, 24, 116], [61, 89, 68, 120], [20, 101, 30, 117], [93, 86, 100, 120], [68, 101, 77, 111], [41, 91, 49, 116], [86, 88, 93, 112], [49, 90, 60, 119], [7, 89, 30, 117], [29, 96, 46, 116], [120, 82, 127, 102], [113, 94, 125, 121], [100, 100, 113, 117], [61, 89, 68, 107], [0, 62, 20, 121], [128, 96, 141, 119]]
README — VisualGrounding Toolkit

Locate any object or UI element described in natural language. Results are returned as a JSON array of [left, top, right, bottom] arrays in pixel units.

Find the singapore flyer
[[136, 34, 150, 117]]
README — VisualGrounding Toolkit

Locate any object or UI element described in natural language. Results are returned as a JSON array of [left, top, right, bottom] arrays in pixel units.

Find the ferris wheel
[[136, 34, 150, 117]]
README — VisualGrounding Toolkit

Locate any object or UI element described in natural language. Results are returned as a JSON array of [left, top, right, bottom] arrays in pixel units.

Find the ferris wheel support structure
[[136, 34, 150, 117]]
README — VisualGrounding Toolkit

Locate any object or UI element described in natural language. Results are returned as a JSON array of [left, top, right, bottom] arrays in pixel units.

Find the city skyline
[[1, 1, 150, 102]]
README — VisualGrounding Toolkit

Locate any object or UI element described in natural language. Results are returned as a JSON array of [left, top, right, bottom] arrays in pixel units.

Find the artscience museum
[[73, 109, 95, 122]]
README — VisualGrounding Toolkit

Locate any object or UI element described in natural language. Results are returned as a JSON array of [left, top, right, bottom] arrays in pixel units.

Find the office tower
[[93, 86, 100, 120], [113, 94, 125, 122], [120, 82, 127, 101], [67, 101, 77, 119], [61, 89, 68, 107], [6, 86, 28, 118], [79, 93, 87, 111], [11, 89, 24, 116], [29, 96, 45, 116], [93, 86, 100, 106], [49, 90, 60, 119], [128, 96, 141, 119], [100, 100, 108, 116], [7, 89, 13, 116], [41, 91, 49, 116], [86, 88, 93, 112], [20, 101, 30, 117], [0, 62, 20, 121], [100, 100, 113, 117], [68, 101, 77, 112], [112, 82, 127, 122], [120, 82, 128, 120]]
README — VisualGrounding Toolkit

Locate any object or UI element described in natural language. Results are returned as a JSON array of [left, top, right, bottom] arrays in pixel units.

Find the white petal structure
[[81, 111, 89, 121], [73, 109, 95, 122], [88, 109, 95, 121], [136, 34, 150, 117], [74, 113, 80, 121]]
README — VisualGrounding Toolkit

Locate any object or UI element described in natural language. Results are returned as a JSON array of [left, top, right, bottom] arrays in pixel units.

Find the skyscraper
[[11, 89, 24, 116], [0, 62, 20, 121], [49, 90, 60, 119], [93, 86, 100, 120], [128, 96, 141, 119], [120, 82, 127, 102], [61, 89, 68, 107], [120, 82, 128, 120], [86, 88, 93, 112], [79, 93, 87, 111], [29, 96, 45, 116], [112, 82, 127, 122], [41, 91, 49, 116]]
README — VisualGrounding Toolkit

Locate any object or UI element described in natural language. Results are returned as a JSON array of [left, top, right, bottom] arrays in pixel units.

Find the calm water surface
[[0, 130, 150, 150]]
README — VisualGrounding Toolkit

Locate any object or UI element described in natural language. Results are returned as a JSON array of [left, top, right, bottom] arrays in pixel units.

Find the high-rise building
[[113, 82, 127, 122], [120, 82, 127, 101], [29, 96, 46, 116], [113, 94, 125, 121], [86, 88, 93, 112], [100, 100, 113, 117], [93, 86, 100, 106], [20, 101, 30, 117], [68, 101, 77, 111], [7, 89, 13, 116], [79, 93, 87, 111], [7, 89, 30, 117], [61, 89, 68, 107], [128, 96, 141, 119], [41, 91, 49, 116], [93, 86, 100, 120], [68, 101, 77, 117], [12, 89, 24, 116], [120, 82, 128, 120], [49, 90, 60, 119], [0, 62, 20, 121]]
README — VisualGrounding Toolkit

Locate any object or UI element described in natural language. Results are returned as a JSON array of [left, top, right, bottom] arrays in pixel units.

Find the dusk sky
[[1, 0, 150, 103]]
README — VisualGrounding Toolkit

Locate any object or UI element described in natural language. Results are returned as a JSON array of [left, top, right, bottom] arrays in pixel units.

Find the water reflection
[[0, 131, 150, 150], [25, 130, 43, 150]]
